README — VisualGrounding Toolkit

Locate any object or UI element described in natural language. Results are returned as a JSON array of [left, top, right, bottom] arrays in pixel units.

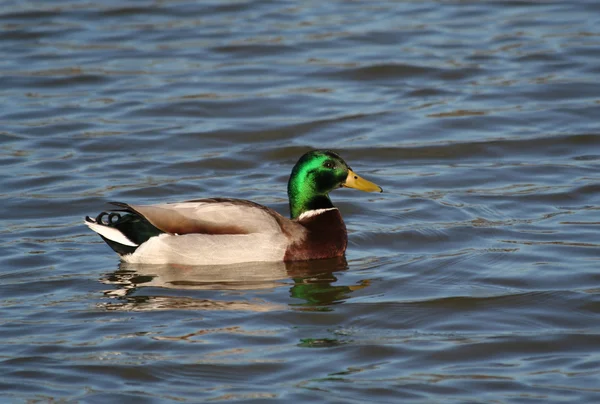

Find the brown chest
[[284, 209, 347, 261]]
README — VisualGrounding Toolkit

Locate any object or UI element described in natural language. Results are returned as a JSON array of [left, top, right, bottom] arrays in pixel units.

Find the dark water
[[2, 0, 600, 402]]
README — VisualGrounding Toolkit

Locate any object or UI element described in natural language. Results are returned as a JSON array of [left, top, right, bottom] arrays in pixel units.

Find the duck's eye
[[323, 161, 335, 169]]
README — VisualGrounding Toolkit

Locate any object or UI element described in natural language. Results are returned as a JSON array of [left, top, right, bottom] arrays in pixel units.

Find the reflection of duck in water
[[86, 150, 382, 265], [100, 257, 370, 311], [289, 274, 370, 309]]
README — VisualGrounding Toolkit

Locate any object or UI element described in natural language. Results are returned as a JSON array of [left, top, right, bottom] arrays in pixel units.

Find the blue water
[[1, 1, 600, 402]]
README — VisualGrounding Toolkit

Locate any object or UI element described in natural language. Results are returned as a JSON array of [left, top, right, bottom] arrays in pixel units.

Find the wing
[[111, 198, 290, 236]]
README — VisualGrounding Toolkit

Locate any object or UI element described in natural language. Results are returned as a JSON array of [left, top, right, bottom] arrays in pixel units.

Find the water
[[2, 0, 600, 402]]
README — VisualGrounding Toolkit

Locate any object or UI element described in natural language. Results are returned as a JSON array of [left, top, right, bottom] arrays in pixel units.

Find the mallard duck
[[85, 150, 382, 265]]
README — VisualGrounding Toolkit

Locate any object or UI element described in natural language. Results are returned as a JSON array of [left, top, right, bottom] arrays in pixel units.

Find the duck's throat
[[289, 194, 334, 219]]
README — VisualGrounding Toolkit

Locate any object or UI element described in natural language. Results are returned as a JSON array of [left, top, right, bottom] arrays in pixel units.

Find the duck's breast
[[284, 208, 347, 261]]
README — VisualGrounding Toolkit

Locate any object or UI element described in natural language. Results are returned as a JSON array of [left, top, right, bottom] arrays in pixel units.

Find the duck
[[85, 150, 382, 265]]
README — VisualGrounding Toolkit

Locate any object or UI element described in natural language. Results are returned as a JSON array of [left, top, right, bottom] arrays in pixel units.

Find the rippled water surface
[[2, 0, 600, 402]]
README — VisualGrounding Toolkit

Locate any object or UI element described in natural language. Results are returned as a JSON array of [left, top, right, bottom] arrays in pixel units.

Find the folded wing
[[115, 198, 287, 236]]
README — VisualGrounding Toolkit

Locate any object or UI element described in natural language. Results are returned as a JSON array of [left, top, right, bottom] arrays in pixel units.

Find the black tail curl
[[94, 211, 124, 226]]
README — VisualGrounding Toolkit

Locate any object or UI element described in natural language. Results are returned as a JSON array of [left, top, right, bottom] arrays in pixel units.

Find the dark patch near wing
[[86, 203, 164, 255], [105, 208, 164, 245], [97, 234, 137, 255]]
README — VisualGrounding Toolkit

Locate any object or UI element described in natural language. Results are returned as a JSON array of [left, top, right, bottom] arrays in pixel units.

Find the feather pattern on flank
[[122, 233, 287, 265]]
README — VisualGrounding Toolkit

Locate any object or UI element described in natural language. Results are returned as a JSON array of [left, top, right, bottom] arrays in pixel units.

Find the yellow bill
[[343, 169, 383, 193]]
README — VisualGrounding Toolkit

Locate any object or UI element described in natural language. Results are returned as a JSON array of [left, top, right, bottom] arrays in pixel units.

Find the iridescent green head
[[287, 150, 382, 219]]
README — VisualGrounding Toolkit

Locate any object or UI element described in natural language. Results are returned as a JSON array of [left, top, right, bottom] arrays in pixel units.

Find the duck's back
[[128, 198, 286, 235]]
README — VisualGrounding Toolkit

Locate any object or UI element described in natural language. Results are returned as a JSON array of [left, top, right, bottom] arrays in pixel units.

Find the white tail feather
[[85, 221, 138, 247]]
